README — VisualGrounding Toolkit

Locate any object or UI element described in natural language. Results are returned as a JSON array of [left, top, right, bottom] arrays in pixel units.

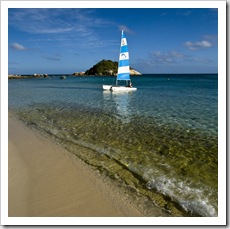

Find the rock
[[73, 72, 85, 76], [130, 69, 142, 75]]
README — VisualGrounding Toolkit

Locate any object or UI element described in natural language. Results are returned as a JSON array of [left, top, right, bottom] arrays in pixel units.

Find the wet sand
[[8, 115, 144, 217]]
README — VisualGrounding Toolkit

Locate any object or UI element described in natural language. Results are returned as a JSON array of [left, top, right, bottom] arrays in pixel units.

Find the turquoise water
[[8, 74, 218, 217]]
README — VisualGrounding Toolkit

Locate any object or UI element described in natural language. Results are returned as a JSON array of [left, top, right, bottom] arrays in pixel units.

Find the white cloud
[[9, 9, 75, 34], [8, 8, 114, 36], [203, 34, 217, 41], [133, 50, 214, 70], [119, 25, 133, 34], [10, 42, 27, 51], [8, 8, 117, 51], [184, 40, 212, 51], [37, 28, 74, 34], [149, 51, 185, 64]]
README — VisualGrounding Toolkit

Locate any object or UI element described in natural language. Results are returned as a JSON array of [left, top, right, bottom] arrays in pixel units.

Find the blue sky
[[8, 8, 218, 74]]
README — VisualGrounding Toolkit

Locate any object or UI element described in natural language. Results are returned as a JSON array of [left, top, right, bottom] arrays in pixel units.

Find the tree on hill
[[84, 59, 142, 76], [85, 59, 118, 76]]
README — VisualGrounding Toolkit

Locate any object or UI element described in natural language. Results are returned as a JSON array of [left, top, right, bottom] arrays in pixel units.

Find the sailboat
[[103, 30, 137, 91]]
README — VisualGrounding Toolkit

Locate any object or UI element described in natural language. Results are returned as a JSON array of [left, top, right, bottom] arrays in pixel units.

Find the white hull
[[103, 85, 137, 91], [102, 85, 112, 90]]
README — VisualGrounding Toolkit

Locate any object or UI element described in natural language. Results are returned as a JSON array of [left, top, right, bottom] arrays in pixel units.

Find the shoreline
[[8, 114, 145, 217]]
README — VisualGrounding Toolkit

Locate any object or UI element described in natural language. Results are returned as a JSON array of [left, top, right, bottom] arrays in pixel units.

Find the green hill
[[84, 59, 142, 76], [85, 59, 118, 76]]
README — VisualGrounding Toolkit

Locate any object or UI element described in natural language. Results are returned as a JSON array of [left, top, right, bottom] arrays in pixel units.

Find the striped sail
[[117, 30, 130, 81]]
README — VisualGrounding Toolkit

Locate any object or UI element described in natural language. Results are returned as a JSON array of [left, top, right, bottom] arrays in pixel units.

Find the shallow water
[[9, 74, 218, 216]]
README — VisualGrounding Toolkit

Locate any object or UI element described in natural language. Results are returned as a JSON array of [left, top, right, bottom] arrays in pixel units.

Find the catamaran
[[103, 30, 137, 91]]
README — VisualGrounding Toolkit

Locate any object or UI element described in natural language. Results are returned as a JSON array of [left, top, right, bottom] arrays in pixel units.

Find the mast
[[117, 30, 130, 85]]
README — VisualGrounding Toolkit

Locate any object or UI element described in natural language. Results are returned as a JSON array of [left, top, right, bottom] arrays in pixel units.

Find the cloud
[[203, 34, 218, 43], [37, 28, 74, 34], [8, 8, 113, 36], [8, 8, 117, 51], [184, 40, 212, 51], [42, 55, 62, 61], [10, 42, 27, 51], [133, 50, 214, 70], [9, 9, 63, 34], [119, 25, 133, 34], [149, 51, 186, 64], [9, 9, 75, 34]]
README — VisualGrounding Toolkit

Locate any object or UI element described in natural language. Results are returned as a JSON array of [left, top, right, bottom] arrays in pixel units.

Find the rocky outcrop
[[8, 74, 49, 79], [130, 69, 142, 75], [73, 72, 85, 76]]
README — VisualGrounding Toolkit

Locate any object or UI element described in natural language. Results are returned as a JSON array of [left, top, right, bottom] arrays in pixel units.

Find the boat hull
[[103, 85, 137, 91], [102, 85, 112, 90]]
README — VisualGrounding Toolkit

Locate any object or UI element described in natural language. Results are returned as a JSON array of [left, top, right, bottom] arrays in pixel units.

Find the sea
[[8, 74, 218, 217]]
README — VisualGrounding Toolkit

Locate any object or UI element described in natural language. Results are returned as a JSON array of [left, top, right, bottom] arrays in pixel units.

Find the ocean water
[[8, 74, 218, 217]]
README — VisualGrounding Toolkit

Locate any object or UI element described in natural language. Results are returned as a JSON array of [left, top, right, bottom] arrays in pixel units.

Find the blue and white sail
[[117, 30, 130, 81], [102, 30, 137, 91]]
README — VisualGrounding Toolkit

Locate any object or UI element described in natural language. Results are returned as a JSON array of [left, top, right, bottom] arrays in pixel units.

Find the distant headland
[[8, 59, 142, 79], [82, 59, 142, 76]]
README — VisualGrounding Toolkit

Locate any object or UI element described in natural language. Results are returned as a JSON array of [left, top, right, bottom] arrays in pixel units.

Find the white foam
[[143, 170, 217, 217]]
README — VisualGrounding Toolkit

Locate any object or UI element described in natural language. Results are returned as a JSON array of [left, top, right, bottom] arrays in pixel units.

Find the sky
[[8, 8, 218, 74]]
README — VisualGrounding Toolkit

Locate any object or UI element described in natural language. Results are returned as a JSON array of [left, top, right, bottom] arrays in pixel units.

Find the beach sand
[[8, 115, 144, 217]]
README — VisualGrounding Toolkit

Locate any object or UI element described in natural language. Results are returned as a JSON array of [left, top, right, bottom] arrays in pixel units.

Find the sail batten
[[117, 30, 130, 82], [118, 66, 130, 73]]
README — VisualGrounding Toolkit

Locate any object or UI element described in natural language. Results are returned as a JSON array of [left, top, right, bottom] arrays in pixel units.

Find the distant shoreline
[[8, 74, 49, 79], [8, 73, 217, 79]]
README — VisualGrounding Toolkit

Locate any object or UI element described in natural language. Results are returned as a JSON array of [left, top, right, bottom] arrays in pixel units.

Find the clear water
[[8, 74, 218, 217]]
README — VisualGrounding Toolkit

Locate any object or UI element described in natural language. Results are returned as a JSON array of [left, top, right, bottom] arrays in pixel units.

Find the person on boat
[[129, 82, 133, 88]]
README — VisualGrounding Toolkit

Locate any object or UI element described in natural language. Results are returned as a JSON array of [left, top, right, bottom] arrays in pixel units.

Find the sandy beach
[[8, 115, 144, 217]]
